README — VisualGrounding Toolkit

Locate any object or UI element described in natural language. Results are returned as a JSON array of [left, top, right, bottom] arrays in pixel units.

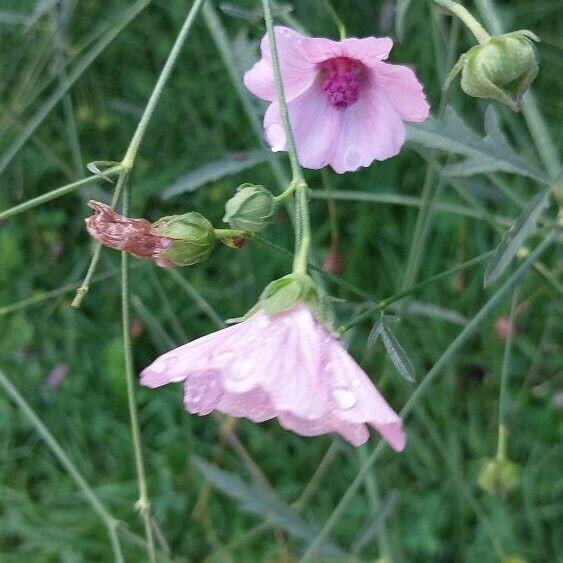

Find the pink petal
[[324, 337, 406, 452], [183, 371, 223, 415], [264, 86, 342, 170], [216, 388, 276, 423], [329, 79, 406, 173], [374, 62, 430, 122], [140, 320, 253, 387], [299, 36, 393, 66], [243, 26, 317, 103]]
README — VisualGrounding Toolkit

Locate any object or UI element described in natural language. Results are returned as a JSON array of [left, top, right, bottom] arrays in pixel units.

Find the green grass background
[[0, 0, 562, 561]]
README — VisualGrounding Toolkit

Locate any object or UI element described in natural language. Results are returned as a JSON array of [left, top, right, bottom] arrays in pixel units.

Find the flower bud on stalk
[[85, 201, 215, 267], [447, 30, 539, 111], [223, 184, 276, 233], [478, 457, 520, 495]]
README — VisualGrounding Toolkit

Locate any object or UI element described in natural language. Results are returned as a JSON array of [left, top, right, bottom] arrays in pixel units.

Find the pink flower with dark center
[[141, 303, 405, 450], [85, 201, 174, 267], [244, 27, 430, 173]]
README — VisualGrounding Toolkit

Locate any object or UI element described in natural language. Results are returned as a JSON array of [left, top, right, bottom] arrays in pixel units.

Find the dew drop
[[332, 386, 357, 410], [230, 358, 253, 381]]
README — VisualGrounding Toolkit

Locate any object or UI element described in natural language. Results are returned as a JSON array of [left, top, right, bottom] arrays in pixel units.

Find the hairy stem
[[432, 0, 490, 43], [261, 0, 311, 275], [121, 183, 156, 563]]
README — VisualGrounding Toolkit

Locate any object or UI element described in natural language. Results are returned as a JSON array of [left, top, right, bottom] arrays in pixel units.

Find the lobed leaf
[[194, 458, 345, 557], [407, 106, 548, 184], [161, 149, 270, 199], [381, 323, 416, 382], [484, 189, 551, 287]]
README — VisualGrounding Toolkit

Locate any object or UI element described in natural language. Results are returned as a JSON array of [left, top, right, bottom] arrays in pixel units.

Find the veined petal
[[243, 26, 317, 103], [374, 62, 430, 122], [329, 80, 405, 173], [140, 315, 263, 387], [263, 87, 342, 170], [299, 36, 393, 66], [324, 336, 406, 452]]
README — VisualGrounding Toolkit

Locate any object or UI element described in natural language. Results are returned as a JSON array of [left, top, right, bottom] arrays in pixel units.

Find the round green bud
[[223, 183, 276, 233], [153, 212, 216, 266], [460, 30, 539, 111], [478, 457, 521, 495]]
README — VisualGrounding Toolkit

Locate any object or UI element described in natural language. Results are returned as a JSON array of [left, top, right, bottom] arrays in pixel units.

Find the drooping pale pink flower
[[141, 303, 405, 450], [244, 27, 430, 173]]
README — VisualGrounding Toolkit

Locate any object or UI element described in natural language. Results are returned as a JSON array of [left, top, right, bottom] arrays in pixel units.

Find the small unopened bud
[[322, 248, 344, 275], [152, 212, 216, 266], [223, 183, 276, 233], [448, 30, 539, 111], [85, 201, 215, 267], [478, 457, 520, 495]]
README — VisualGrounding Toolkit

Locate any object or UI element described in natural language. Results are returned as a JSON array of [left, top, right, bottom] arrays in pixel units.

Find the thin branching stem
[[121, 182, 156, 563], [261, 0, 311, 274], [0, 368, 124, 562], [300, 233, 555, 560], [432, 0, 490, 43], [497, 286, 519, 460]]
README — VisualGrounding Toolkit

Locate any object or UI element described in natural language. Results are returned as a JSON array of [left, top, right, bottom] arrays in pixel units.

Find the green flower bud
[[223, 183, 276, 233], [478, 457, 521, 495], [153, 212, 216, 266], [259, 273, 334, 327], [448, 30, 539, 111]]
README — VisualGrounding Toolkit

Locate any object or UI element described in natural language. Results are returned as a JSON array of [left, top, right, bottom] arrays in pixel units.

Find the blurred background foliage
[[0, 0, 561, 561]]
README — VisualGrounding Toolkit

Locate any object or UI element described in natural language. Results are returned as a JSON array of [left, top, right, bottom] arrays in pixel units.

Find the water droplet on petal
[[332, 386, 357, 410], [230, 358, 254, 381]]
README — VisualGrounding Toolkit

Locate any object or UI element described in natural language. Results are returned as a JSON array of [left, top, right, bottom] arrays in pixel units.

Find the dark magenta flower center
[[320, 57, 363, 109]]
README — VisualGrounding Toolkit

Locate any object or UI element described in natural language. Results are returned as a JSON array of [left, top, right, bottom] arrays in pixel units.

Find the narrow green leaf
[[194, 458, 345, 557], [406, 106, 548, 184], [484, 189, 551, 287], [381, 324, 416, 382], [395, 0, 414, 41], [161, 149, 270, 199]]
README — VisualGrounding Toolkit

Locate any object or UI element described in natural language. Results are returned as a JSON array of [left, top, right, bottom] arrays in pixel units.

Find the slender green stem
[[0, 0, 149, 176], [0, 368, 123, 562], [167, 269, 225, 329], [214, 228, 250, 241], [300, 233, 555, 560], [201, 2, 289, 191], [322, 0, 346, 40], [496, 287, 519, 460], [261, 0, 311, 274], [122, 0, 206, 168], [432, 0, 490, 43], [340, 249, 495, 333], [121, 184, 156, 563], [71, 170, 129, 308], [72, 0, 206, 308], [0, 169, 120, 222]]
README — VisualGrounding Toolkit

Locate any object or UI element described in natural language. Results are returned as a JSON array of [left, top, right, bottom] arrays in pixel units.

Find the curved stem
[[122, 0, 206, 169], [496, 287, 519, 460], [0, 168, 120, 222], [300, 233, 555, 560], [261, 0, 311, 275], [121, 183, 156, 563], [432, 0, 490, 44], [0, 368, 123, 562]]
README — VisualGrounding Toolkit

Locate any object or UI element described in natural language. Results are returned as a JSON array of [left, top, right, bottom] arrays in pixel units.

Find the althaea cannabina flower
[[244, 27, 430, 173], [141, 303, 405, 450]]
